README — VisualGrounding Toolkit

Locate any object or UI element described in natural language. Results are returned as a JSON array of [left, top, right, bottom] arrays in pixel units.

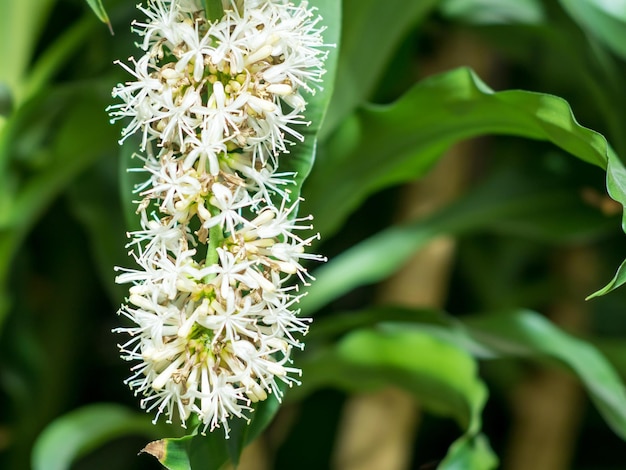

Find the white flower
[[144, 158, 204, 215], [112, 0, 329, 436], [112, 0, 329, 160], [182, 129, 227, 174], [133, 0, 186, 52], [195, 81, 247, 145], [125, 215, 188, 259], [202, 183, 256, 234], [193, 367, 251, 437], [200, 248, 254, 298], [108, 55, 163, 149]]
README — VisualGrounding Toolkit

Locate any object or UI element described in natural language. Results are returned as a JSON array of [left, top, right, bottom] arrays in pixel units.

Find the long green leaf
[[300, 167, 613, 314], [0, 0, 56, 102], [278, 0, 340, 200], [23, 15, 97, 103], [308, 307, 626, 442], [466, 310, 626, 440], [31, 404, 161, 470], [301, 325, 497, 468], [321, 0, 439, 138], [304, 67, 623, 238]]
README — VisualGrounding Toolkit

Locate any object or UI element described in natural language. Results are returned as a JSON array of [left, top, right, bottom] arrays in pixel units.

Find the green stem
[[205, 0, 225, 22], [204, 223, 224, 281]]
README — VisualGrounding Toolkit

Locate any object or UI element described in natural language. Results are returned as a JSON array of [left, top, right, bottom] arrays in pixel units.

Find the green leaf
[[301, 326, 497, 468], [0, 81, 118, 334], [300, 167, 612, 314], [466, 310, 626, 440], [588, 258, 626, 299], [321, 0, 439, 138], [118, 134, 145, 233], [66, 158, 128, 303], [304, 67, 623, 239], [559, 0, 626, 60], [440, 0, 545, 24], [31, 403, 161, 470], [308, 307, 626, 443], [84, 0, 113, 33], [24, 15, 98, 103], [147, 391, 283, 470], [0, 0, 56, 102], [306, 306, 496, 361], [277, 0, 340, 201]]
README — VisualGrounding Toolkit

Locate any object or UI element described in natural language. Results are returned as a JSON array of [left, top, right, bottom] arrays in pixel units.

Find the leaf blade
[[149, 391, 283, 470], [466, 310, 626, 440], [304, 67, 619, 238], [559, 0, 626, 60], [321, 0, 439, 138], [31, 404, 161, 470], [301, 325, 498, 468], [301, 167, 612, 313]]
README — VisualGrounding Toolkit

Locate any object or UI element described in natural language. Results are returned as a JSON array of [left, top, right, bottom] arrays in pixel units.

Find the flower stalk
[[205, 0, 226, 21]]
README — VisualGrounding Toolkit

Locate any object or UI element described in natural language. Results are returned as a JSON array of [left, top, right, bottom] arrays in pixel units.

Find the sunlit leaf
[[308, 307, 626, 444], [31, 404, 161, 470], [301, 325, 497, 468], [304, 67, 624, 239]]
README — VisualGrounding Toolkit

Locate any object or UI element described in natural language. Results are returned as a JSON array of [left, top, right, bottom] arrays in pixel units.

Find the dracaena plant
[[5, 1, 626, 469]]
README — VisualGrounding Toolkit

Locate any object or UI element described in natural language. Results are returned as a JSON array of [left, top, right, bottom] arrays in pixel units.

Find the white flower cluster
[[109, 0, 328, 436]]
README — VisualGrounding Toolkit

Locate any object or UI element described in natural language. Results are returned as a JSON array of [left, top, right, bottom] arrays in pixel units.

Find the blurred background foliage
[[3, 0, 626, 469]]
